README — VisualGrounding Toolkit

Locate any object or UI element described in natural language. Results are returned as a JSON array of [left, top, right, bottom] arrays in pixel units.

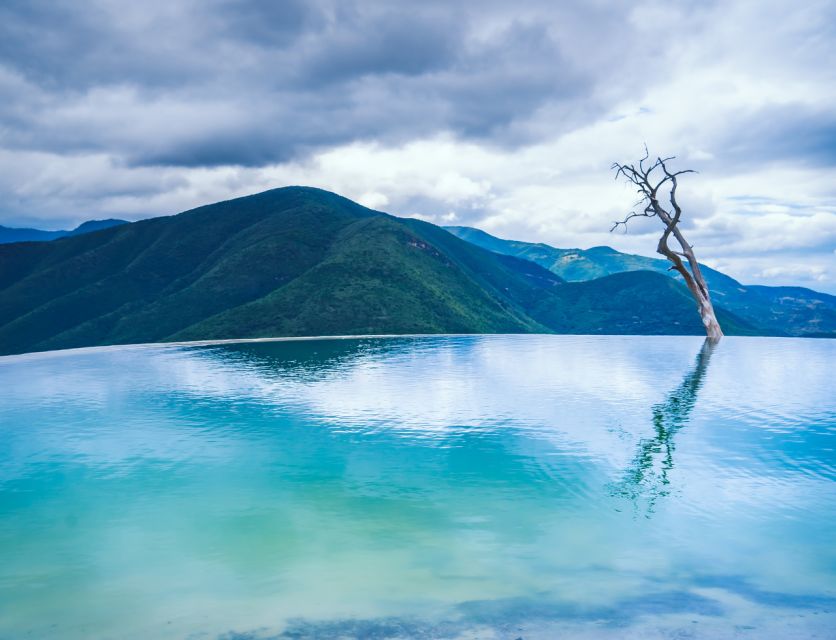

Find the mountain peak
[[0, 217, 128, 244], [0, 188, 753, 355], [67, 219, 128, 236]]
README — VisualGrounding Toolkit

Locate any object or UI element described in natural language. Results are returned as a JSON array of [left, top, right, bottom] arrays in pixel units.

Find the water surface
[[1, 335, 834, 638]]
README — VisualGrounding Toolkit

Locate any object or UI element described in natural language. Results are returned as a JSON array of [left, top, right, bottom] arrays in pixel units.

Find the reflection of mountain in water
[[195, 336, 417, 379], [612, 339, 716, 512]]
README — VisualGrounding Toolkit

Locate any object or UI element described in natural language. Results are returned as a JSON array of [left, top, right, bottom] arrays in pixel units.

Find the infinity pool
[[1, 335, 834, 638]]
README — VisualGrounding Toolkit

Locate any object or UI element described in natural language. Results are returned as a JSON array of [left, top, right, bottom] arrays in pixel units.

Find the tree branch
[[610, 149, 723, 340], [611, 210, 655, 232]]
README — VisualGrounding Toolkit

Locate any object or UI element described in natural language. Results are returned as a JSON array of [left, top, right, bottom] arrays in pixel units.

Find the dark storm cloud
[[214, 0, 321, 47], [0, 0, 210, 89], [0, 0, 622, 168], [300, 9, 463, 83]]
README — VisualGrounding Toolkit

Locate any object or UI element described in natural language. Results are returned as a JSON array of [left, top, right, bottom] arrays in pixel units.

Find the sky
[[1, 0, 835, 292]]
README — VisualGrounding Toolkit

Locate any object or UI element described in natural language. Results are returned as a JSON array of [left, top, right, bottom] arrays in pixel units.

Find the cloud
[[756, 264, 828, 283], [717, 105, 836, 169], [0, 0, 621, 168], [0, 0, 834, 292]]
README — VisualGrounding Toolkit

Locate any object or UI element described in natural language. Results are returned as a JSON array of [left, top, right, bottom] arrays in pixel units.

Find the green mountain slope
[[530, 271, 754, 336], [447, 226, 835, 337], [170, 214, 557, 342], [0, 187, 761, 356]]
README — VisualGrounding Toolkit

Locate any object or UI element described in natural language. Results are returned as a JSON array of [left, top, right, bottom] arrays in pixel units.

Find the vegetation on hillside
[[447, 226, 835, 337], [0, 187, 761, 355]]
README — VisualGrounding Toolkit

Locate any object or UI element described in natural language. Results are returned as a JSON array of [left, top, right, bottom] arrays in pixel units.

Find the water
[[0, 335, 834, 639]]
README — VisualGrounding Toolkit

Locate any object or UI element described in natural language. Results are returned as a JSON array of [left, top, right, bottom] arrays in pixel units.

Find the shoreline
[[0, 333, 490, 363], [0, 332, 808, 364]]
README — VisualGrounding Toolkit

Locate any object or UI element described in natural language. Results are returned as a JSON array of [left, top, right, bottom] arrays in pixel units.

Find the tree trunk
[[653, 200, 724, 341], [691, 281, 724, 342]]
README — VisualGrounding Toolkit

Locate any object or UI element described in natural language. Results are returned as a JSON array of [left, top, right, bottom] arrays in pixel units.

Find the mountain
[[63, 219, 129, 237], [0, 218, 128, 244], [447, 226, 836, 337], [0, 187, 757, 356]]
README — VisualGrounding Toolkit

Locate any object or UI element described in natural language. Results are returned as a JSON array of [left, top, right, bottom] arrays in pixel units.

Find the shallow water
[[0, 335, 834, 639]]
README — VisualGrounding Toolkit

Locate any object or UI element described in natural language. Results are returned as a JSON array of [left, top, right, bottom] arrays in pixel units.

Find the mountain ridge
[[0, 218, 128, 244], [0, 186, 759, 356], [446, 225, 835, 337]]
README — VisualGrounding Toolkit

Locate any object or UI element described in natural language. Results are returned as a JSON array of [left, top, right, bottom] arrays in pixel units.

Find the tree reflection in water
[[611, 338, 717, 514]]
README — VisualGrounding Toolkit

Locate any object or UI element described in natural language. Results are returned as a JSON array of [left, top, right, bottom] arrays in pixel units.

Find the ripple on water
[[0, 335, 834, 640]]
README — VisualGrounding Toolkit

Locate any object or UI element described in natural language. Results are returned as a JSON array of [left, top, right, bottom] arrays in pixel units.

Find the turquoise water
[[0, 335, 834, 639]]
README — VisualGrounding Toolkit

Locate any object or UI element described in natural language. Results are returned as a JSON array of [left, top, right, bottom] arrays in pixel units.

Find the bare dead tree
[[611, 148, 723, 341]]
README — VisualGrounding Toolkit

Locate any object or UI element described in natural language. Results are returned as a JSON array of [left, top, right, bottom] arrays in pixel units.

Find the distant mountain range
[[446, 226, 836, 338], [0, 219, 127, 244], [0, 187, 765, 356]]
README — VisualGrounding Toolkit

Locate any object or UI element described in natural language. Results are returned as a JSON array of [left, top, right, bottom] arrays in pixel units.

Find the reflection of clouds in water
[[164, 336, 710, 469], [1, 336, 835, 640], [1, 335, 834, 486], [0, 347, 253, 477], [698, 337, 835, 421]]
